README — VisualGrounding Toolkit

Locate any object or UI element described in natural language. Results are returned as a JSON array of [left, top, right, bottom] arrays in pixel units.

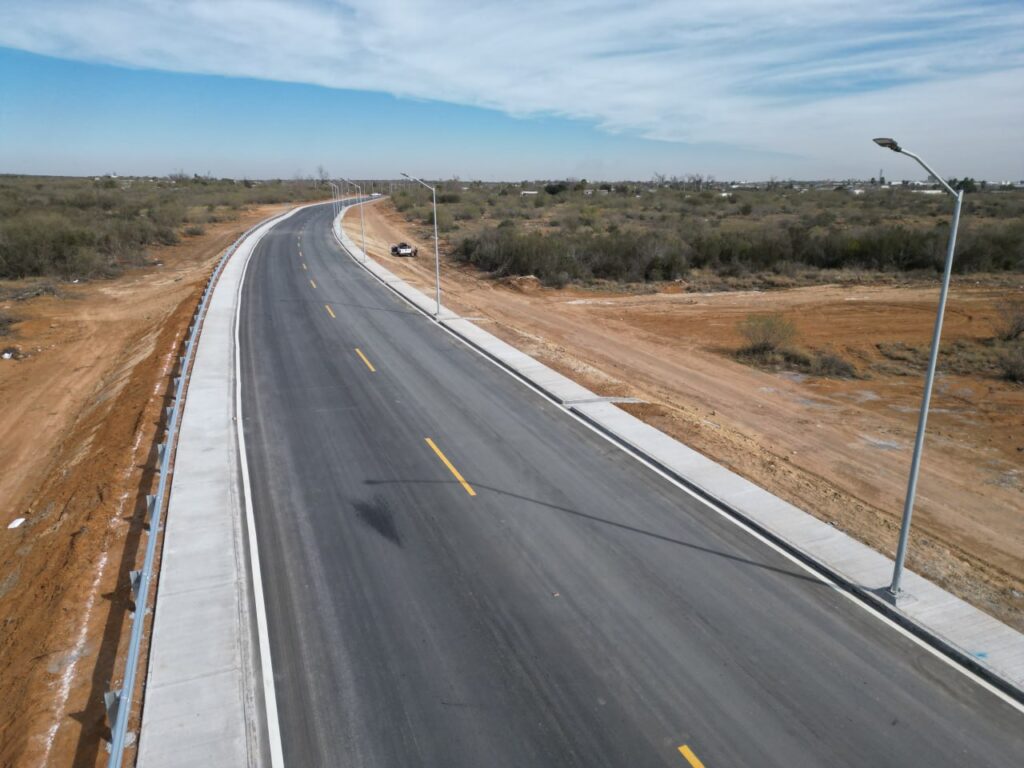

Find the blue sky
[[1, 1, 1022, 181]]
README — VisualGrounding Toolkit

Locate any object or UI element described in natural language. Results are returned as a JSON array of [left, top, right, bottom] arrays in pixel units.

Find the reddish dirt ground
[[0, 204, 290, 767], [349, 201, 1024, 630]]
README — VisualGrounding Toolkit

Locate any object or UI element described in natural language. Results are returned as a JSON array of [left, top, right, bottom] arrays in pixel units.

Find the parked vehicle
[[390, 242, 418, 257]]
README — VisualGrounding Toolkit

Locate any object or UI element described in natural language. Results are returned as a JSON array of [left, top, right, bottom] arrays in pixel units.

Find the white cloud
[[1, 0, 1022, 177]]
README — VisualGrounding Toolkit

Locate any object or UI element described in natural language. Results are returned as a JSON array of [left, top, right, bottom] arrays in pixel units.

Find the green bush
[[453, 227, 688, 284], [0, 174, 325, 280], [0, 212, 102, 278]]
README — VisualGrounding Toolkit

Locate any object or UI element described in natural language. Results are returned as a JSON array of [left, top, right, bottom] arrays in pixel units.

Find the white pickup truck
[[390, 242, 418, 257]]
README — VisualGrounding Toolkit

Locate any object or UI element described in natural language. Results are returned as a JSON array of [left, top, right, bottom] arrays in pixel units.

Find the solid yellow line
[[325, 305, 336, 319], [425, 438, 476, 496], [678, 746, 705, 768], [309, 279, 317, 289], [355, 347, 375, 372]]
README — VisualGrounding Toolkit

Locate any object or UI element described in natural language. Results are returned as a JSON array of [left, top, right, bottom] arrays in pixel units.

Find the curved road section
[[239, 203, 1022, 766]]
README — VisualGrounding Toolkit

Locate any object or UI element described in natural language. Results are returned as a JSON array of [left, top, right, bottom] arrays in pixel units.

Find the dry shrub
[[738, 313, 797, 355], [999, 345, 1024, 382], [995, 299, 1024, 341], [0, 310, 16, 336], [810, 352, 856, 378]]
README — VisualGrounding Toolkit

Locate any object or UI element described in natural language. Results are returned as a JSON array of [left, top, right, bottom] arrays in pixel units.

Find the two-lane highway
[[239, 203, 1023, 766]]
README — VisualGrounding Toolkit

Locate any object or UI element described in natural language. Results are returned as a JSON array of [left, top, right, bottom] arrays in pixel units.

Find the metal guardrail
[[105, 198, 368, 767], [104, 210, 290, 766]]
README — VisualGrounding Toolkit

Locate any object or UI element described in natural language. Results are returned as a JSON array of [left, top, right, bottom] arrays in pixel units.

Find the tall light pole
[[328, 181, 339, 220], [341, 177, 367, 263], [401, 172, 442, 317], [873, 137, 965, 596]]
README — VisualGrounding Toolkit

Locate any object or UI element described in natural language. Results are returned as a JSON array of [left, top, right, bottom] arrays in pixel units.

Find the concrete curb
[[333, 204, 1024, 706]]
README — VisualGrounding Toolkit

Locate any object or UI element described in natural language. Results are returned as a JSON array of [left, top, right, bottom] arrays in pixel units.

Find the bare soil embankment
[[0, 204, 289, 767], [348, 201, 1024, 630]]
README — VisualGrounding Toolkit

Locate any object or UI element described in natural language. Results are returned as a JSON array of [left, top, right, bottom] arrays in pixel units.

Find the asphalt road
[[239, 203, 1023, 767]]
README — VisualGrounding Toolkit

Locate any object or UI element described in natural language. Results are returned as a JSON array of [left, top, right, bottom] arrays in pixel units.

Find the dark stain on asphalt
[[354, 496, 402, 546]]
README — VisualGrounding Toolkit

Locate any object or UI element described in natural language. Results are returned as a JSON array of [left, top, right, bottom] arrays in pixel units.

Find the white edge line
[[233, 206, 319, 767], [331, 205, 1024, 716]]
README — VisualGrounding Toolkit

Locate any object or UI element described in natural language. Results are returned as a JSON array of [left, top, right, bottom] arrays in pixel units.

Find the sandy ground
[[349, 202, 1024, 630], [0, 204, 291, 767]]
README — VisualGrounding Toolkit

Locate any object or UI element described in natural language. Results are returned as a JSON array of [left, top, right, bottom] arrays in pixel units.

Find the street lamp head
[[400, 172, 410, 179], [873, 137, 902, 152]]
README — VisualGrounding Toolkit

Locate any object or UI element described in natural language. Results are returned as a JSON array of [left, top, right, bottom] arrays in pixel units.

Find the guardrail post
[[129, 570, 142, 602], [157, 443, 166, 465], [145, 495, 157, 526], [104, 689, 121, 728]]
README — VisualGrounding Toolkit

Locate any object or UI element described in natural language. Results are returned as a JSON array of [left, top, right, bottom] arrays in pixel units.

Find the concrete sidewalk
[[136, 206, 310, 767], [334, 205, 1024, 704]]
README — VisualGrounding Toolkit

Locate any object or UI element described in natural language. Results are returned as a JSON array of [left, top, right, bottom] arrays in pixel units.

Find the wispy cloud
[[1, 1, 1022, 175]]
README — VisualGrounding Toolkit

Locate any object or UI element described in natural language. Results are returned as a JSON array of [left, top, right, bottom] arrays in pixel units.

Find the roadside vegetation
[[388, 179, 1024, 384], [0, 309, 16, 336], [732, 303, 1024, 384], [390, 179, 1024, 289], [734, 313, 858, 379], [0, 174, 328, 280]]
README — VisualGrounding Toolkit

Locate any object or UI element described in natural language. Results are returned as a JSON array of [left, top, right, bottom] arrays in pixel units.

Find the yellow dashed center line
[[425, 438, 476, 497], [678, 746, 705, 768], [355, 348, 376, 372], [309, 279, 317, 289], [325, 305, 336, 319]]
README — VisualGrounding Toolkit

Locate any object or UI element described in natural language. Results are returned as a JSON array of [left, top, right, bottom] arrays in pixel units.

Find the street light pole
[[873, 138, 965, 596], [401, 172, 441, 317], [340, 178, 368, 263], [328, 181, 339, 220]]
